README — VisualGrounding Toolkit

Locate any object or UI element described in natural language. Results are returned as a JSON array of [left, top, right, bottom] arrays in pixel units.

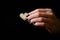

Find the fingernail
[[26, 19, 28, 21], [26, 14, 29, 17], [26, 19, 30, 22], [32, 22, 36, 24], [28, 20, 30, 22], [30, 22, 36, 25]]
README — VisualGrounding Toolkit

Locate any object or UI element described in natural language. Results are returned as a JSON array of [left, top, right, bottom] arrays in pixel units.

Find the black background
[[3, 0, 60, 33]]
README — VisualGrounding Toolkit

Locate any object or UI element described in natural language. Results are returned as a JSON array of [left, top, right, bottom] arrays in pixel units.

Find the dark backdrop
[[3, 0, 60, 33]]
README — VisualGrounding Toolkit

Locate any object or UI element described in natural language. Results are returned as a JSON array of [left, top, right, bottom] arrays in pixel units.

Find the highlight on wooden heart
[[19, 13, 28, 20]]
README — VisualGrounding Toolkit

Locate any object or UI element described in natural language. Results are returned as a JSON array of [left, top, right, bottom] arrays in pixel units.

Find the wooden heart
[[19, 13, 28, 20]]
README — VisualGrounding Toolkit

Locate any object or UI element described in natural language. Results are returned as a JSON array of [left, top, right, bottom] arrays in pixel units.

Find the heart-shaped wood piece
[[19, 13, 28, 20]]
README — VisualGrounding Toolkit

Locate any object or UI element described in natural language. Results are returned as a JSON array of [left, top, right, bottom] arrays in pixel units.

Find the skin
[[27, 8, 60, 34]]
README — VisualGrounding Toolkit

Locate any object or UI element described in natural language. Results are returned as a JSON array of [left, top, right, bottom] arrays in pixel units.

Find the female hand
[[27, 8, 60, 33]]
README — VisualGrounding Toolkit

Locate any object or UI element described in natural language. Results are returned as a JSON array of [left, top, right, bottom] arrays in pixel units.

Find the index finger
[[29, 9, 46, 15]]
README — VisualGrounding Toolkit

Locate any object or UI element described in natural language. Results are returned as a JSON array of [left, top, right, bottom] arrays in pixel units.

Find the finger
[[44, 8, 55, 18], [45, 24, 56, 33], [29, 9, 47, 15], [27, 12, 54, 20], [39, 12, 54, 18], [27, 10, 54, 20], [29, 11, 54, 19], [30, 17, 44, 23], [33, 21, 54, 32], [45, 8, 52, 12], [34, 22, 45, 27], [45, 26, 53, 33], [30, 17, 53, 24], [29, 9, 40, 15], [27, 12, 45, 20], [27, 12, 40, 20], [42, 18, 54, 23]]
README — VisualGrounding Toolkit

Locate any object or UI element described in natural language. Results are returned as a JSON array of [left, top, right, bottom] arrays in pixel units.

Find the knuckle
[[41, 17, 44, 20], [45, 8, 52, 11], [36, 9, 40, 12], [42, 22, 46, 26], [30, 19, 34, 22], [39, 17, 43, 21], [50, 13, 54, 16], [43, 22, 45, 25], [35, 12, 40, 17]]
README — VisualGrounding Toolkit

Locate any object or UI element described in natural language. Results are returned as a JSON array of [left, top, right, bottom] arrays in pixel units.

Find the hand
[[27, 8, 60, 34]]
